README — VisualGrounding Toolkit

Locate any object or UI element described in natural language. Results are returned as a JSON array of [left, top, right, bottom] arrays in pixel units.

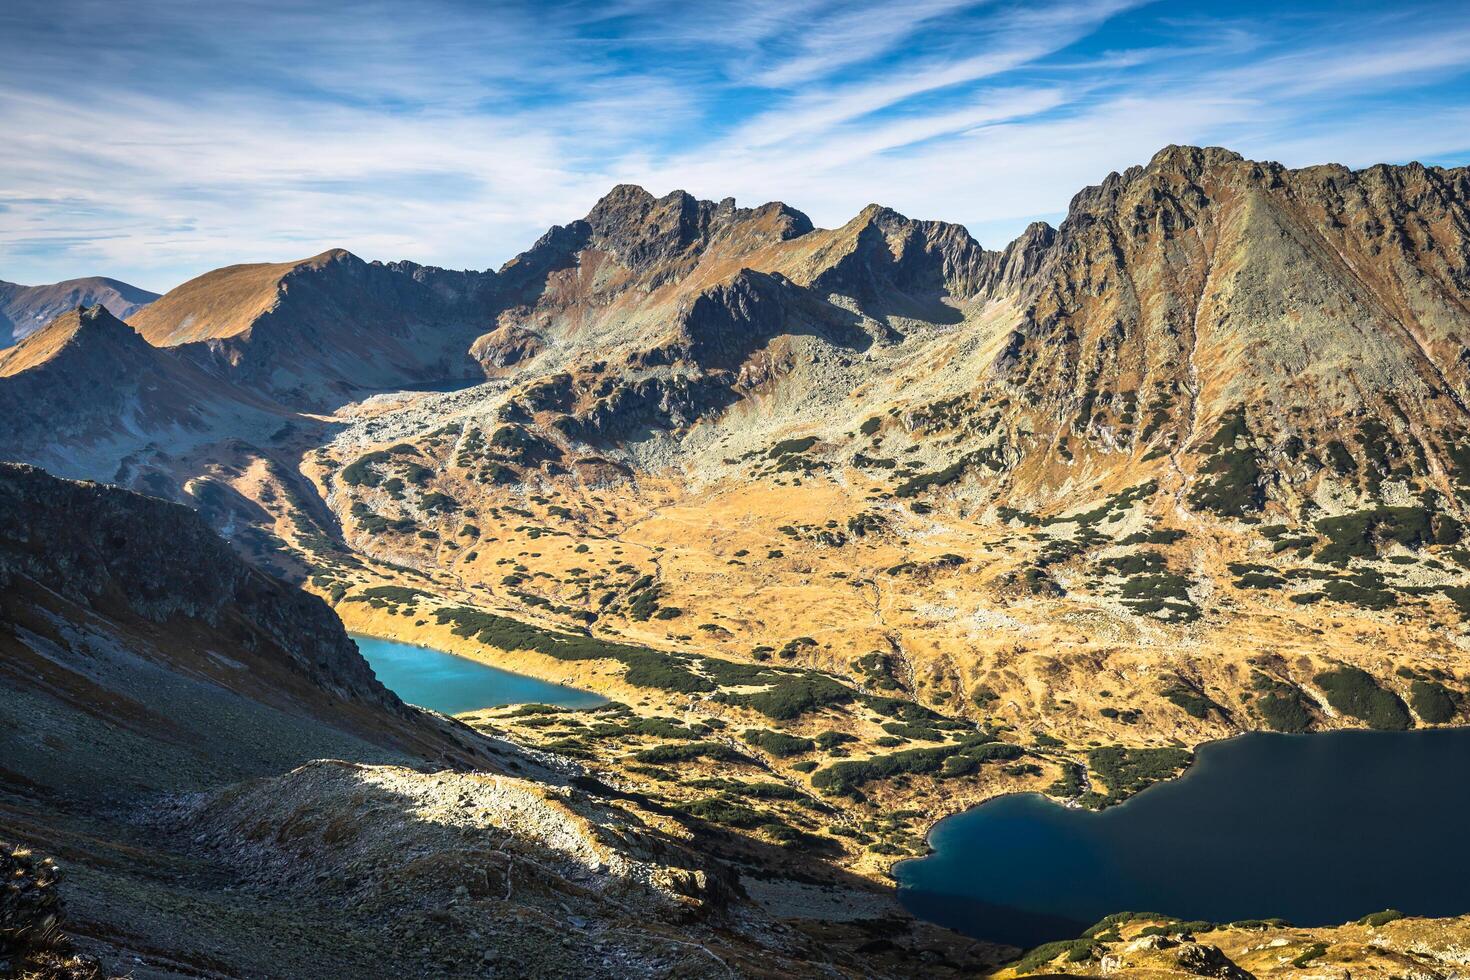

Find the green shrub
[[881, 722, 945, 741], [1357, 909, 1404, 928], [894, 456, 971, 497], [432, 605, 713, 693], [767, 436, 818, 458], [1252, 674, 1312, 732], [1161, 682, 1216, 719], [815, 730, 857, 750], [1315, 667, 1411, 730], [1314, 506, 1440, 566], [340, 449, 393, 487], [727, 675, 854, 720], [742, 729, 815, 757], [1290, 943, 1328, 968], [810, 738, 1020, 794], [632, 742, 743, 764], [1047, 762, 1085, 797], [1409, 680, 1459, 723], [683, 798, 764, 828], [1082, 912, 1174, 938], [420, 491, 458, 513], [1011, 938, 1097, 974], [351, 585, 430, 605]]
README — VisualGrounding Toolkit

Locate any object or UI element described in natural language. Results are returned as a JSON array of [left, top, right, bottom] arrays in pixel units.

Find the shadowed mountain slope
[[0, 461, 497, 798]]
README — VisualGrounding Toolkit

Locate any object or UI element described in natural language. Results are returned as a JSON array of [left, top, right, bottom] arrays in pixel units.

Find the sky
[[2, 0, 1469, 293]]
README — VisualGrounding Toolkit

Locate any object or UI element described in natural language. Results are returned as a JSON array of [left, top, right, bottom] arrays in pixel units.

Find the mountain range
[[4, 145, 1470, 978]]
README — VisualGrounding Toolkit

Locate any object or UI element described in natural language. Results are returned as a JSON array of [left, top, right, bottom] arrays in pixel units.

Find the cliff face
[[990, 145, 1470, 509]]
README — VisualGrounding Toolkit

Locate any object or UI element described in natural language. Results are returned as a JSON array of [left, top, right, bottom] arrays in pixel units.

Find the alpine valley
[[5, 146, 1470, 978]]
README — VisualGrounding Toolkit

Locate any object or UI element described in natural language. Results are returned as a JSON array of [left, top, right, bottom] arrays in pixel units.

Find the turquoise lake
[[352, 633, 606, 714], [896, 728, 1470, 948]]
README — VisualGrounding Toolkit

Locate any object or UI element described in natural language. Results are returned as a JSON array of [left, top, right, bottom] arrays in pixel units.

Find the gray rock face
[[1174, 940, 1255, 979]]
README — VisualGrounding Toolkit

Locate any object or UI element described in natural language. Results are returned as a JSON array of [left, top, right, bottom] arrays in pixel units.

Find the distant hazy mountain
[[0, 275, 158, 347]]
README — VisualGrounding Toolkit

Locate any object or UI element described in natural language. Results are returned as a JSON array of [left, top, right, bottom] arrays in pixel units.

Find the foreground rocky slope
[[0, 464, 993, 977]]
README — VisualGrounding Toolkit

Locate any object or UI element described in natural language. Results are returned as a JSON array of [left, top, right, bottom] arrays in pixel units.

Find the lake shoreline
[[350, 631, 607, 714], [895, 726, 1470, 948]]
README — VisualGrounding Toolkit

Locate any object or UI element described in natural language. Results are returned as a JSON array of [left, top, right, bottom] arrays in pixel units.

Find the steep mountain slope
[[0, 305, 294, 480], [130, 248, 497, 408], [0, 275, 158, 347], [990, 145, 1470, 509]]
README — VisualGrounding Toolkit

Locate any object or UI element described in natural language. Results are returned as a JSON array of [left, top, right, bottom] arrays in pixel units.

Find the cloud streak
[[1, 0, 1468, 291]]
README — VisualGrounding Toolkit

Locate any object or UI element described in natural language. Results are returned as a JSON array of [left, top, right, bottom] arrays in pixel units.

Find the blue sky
[[2, 0, 1469, 293]]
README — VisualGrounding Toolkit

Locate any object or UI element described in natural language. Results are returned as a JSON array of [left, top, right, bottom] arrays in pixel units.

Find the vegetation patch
[[1408, 680, 1459, 723], [433, 605, 714, 693], [810, 736, 1020, 795], [1315, 666, 1411, 730], [1186, 407, 1264, 517], [723, 674, 854, 721], [1251, 673, 1312, 732], [894, 457, 971, 498], [1118, 572, 1199, 622], [1314, 506, 1454, 566], [631, 742, 744, 764], [742, 729, 816, 757], [1160, 681, 1219, 720], [1085, 746, 1191, 804], [1358, 909, 1405, 928]]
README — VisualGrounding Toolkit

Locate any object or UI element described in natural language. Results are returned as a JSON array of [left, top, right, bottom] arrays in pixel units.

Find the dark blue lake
[[353, 634, 606, 714], [896, 728, 1470, 948]]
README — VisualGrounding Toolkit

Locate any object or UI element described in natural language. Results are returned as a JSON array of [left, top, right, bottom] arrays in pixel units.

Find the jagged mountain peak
[[1146, 143, 1246, 174]]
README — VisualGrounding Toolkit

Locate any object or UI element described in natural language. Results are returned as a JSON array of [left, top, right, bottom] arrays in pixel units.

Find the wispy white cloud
[[0, 0, 1468, 291]]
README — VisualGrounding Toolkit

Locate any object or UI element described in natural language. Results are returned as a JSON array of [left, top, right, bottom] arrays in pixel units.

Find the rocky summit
[[4, 146, 1470, 978]]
